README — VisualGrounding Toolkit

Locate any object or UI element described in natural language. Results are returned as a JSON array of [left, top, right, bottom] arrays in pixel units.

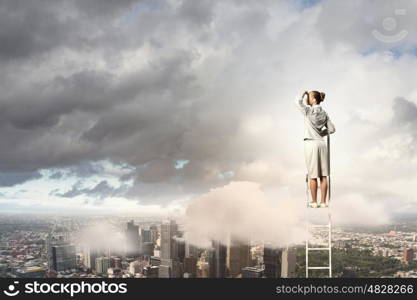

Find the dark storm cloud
[[0, 171, 41, 187], [55, 180, 129, 199], [0, 0, 141, 61], [0, 0, 230, 199], [1, 70, 116, 130], [2, 0, 271, 204], [135, 159, 177, 183], [0, 48, 200, 173], [73, 0, 139, 17], [66, 162, 106, 178], [0, 0, 71, 60]]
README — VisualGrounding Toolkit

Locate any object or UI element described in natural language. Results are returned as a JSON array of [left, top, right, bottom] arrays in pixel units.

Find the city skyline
[[1, 215, 416, 278]]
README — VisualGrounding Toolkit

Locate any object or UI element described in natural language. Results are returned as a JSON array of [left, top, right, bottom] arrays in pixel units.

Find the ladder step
[[307, 247, 330, 251], [308, 267, 330, 270]]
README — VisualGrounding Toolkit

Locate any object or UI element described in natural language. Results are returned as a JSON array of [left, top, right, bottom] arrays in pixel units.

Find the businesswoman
[[294, 90, 336, 208]]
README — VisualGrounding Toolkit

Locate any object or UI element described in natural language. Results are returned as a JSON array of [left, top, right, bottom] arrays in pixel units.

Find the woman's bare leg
[[309, 178, 318, 203], [320, 176, 328, 204]]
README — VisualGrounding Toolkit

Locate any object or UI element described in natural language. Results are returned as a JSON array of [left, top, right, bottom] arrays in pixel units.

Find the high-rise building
[[150, 225, 159, 244], [185, 241, 200, 258], [281, 247, 296, 278], [263, 245, 282, 278], [47, 234, 76, 272], [159, 220, 182, 278], [95, 257, 110, 275], [126, 220, 140, 257], [226, 236, 250, 278], [159, 258, 182, 278], [183, 257, 197, 278], [242, 266, 264, 278], [209, 240, 227, 278], [50, 245, 77, 272], [83, 246, 101, 271], [177, 238, 186, 263], [140, 228, 152, 243], [402, 248, 414, 264], [160, 220, 178, 260]]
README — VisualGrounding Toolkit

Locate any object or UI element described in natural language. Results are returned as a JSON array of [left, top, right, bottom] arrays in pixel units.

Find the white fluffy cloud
[[184, 181, 307, 248]]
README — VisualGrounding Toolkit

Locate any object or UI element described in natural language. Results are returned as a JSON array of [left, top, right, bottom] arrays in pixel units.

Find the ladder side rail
[[328, 211, 332, 278], [306, 174, 309, 278], [327, 133, 332, 277], [327, 133, 331, 203]]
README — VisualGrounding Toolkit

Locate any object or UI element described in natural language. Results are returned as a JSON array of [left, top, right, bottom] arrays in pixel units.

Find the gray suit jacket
[[294, 91, 336, 140]]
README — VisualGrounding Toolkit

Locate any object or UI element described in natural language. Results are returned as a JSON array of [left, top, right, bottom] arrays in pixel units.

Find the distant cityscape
[[0, 215, 416, 278]]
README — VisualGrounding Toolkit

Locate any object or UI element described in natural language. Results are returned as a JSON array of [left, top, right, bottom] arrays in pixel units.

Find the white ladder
[[305, 134, 332, 278]]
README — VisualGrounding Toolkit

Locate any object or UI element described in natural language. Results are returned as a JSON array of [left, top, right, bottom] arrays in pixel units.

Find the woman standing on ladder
[[295, 90, 336, 208]]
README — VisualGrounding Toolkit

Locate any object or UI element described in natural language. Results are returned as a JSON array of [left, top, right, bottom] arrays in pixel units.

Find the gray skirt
[[304, 139, 329, 179]]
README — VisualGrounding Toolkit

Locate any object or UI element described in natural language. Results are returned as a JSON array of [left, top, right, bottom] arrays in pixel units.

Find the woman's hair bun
[[310, 90, 325, 104]]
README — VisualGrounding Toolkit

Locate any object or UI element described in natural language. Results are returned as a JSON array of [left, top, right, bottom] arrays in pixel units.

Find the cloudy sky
[[1, 0, 417, 223]]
